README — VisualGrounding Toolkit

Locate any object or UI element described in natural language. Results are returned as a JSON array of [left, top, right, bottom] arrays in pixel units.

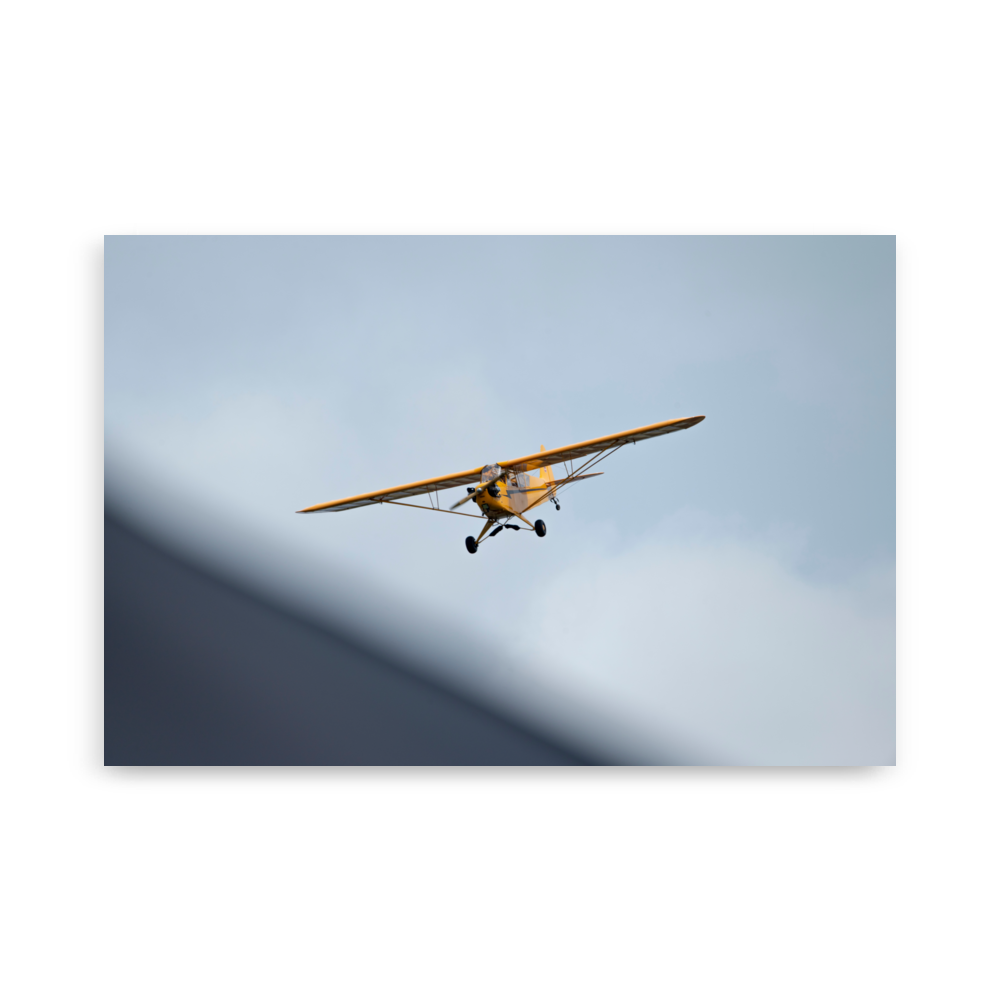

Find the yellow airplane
[[298, 415, 705, 553]]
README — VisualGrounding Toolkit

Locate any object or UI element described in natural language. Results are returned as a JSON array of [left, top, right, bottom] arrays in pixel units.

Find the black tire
[[534, 519, 547, 537], [465, 536, 478, 553]]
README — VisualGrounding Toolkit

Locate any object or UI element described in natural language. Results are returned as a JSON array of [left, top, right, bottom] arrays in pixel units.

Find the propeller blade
[[448, 469, 505, 510]]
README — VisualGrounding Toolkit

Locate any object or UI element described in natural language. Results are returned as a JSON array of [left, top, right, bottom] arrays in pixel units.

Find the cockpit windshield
[[480, 463, 502, 484]]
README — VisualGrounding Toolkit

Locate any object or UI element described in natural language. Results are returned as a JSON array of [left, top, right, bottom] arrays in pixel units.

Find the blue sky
[[106, 236, 895, 763]]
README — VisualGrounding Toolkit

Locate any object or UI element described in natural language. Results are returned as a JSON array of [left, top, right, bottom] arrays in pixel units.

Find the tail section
[[513, 446, 558, 515], [538, 446, 556, 492]]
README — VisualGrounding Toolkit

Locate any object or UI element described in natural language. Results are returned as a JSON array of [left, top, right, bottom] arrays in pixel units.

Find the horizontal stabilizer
[[516, 473, 603, 492]]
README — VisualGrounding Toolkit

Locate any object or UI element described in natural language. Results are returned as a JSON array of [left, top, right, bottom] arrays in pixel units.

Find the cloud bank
[[515, 515, 895, 765]]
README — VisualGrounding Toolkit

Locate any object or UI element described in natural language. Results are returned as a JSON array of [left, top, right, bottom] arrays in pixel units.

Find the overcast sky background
[[105, 236, 894, 764]]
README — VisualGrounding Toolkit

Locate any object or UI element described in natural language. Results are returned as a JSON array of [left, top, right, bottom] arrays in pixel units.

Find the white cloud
[[514, 516, 895, 764]]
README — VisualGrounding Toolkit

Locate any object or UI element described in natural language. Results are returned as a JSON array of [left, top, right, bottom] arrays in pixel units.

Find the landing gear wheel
[[465, 536, 478, 553], [534, 519, 547, 537]]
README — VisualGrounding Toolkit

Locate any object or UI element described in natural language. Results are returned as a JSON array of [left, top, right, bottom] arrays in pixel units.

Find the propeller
[[450, 467, 505, 510]]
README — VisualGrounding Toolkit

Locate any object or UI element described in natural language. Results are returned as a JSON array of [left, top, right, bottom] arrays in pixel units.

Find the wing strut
[[382, 500, 484, 519]]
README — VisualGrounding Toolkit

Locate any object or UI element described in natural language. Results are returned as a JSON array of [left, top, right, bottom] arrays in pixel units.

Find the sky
[[105, 236, 895, 764]]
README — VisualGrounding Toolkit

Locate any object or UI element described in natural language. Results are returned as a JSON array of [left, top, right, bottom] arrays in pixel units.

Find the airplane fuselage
[[477, 470, 550, 520]]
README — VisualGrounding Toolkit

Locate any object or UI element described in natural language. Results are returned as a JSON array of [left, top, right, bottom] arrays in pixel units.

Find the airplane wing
[[501, 415, 705, 474], [297, 466, 486, 513], [297, 415, 704, 513]]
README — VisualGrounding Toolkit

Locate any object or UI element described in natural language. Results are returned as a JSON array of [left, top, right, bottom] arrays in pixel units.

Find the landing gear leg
[[466, 519, 495, 552]]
